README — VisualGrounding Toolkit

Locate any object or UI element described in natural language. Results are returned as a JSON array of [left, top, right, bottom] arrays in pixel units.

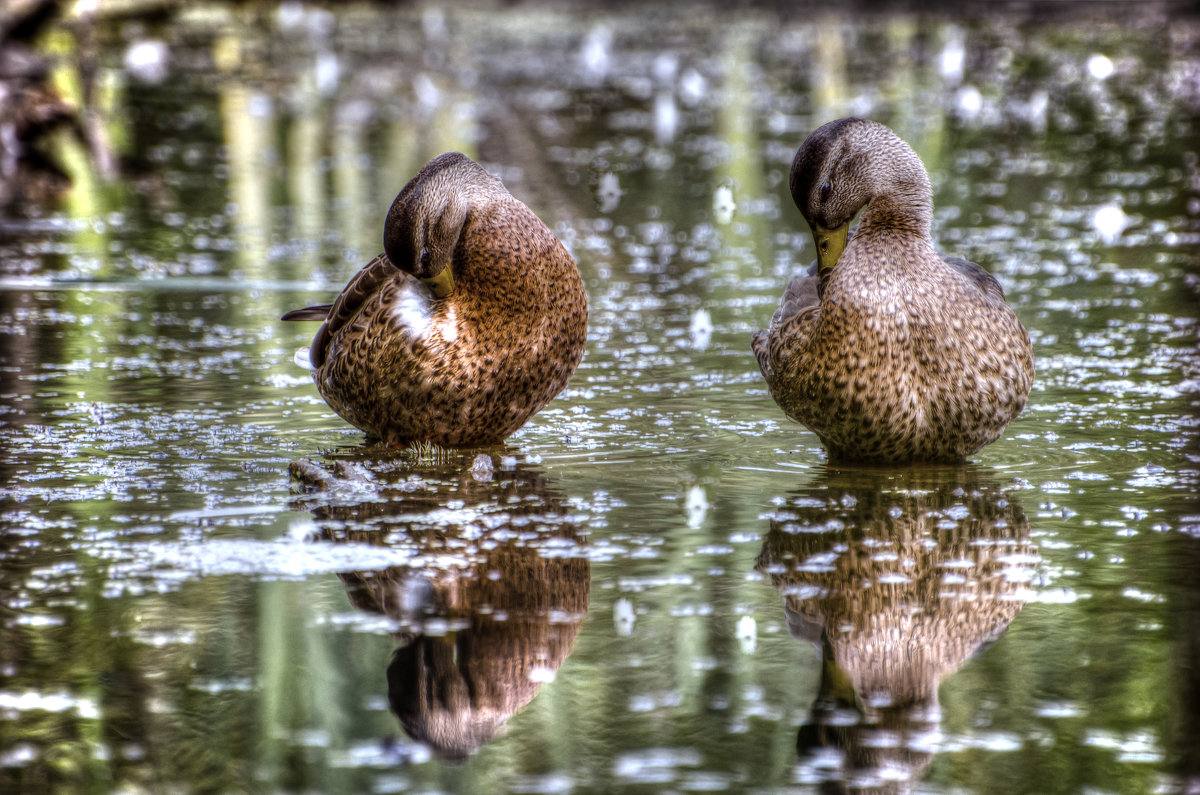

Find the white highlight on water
[[685, 485, 710, 528], [940, 30, 966, 83], [956, 85, 983, 119], [1087, 53, 1115, 81], [713, 185, 736, 224], [614, 597, 636, 636], [1092, 202, 1129, 245], [688, 308, 713, 350], [598, 172, 623, 212], [679, 67, 707, 107], [737, 616, 757, 654], [579, 27, 612, 83], [124, 40, 170, 84]]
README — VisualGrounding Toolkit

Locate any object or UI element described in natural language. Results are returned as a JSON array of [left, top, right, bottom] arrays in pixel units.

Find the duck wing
[[284, 253, 401, 369], [943, 255, 1007, 302], [752, 262, 821, 380], [765, 261, 820, 338]]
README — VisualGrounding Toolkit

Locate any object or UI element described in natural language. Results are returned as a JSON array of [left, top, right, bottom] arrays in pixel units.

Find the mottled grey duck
[[752, 118, 1034, 463], [283, 152, 588, 448]]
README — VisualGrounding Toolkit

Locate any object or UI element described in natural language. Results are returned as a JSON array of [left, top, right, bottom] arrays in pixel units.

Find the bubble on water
[[737, 615, 757, 653], [469, 453, 494, 481], [597, 172, 623, 213], [713, 185, 736, 224], [614, 597, 636, 636], [685, 485, 709, 528], [688, 308, 713, 350]]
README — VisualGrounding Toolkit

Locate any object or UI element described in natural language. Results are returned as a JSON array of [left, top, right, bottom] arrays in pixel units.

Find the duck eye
[[819, 181, 833, 202]]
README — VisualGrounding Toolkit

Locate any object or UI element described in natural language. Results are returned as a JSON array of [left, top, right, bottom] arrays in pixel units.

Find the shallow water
[[1, 4, 1198, 793]]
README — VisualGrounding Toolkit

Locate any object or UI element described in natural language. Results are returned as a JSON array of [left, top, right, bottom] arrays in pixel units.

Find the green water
[[1, 4, 1198, 793]]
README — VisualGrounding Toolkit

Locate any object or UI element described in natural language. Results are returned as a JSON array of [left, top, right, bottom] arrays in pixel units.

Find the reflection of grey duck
[[283, 152, 588, 448], [757, 465, 1036, 790], [752, 118, 1035, 463], [291, 453, 590, 761]]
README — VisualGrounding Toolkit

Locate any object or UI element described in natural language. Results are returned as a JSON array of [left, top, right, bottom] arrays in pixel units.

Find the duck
[[752, 118, 1034, 463], [283, 152, 588, 448]]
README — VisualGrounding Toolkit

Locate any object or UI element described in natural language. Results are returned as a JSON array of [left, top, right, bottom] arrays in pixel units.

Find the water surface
[[1, 4, 1198, 793]]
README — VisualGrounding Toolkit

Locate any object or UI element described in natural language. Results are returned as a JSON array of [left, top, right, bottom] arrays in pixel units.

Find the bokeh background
[[1, 1, 1198, 792]]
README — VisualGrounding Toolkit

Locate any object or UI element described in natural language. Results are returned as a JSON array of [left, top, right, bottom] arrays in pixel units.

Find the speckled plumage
[[752, 118, 1034, 463], [283, 152, 588, 448]]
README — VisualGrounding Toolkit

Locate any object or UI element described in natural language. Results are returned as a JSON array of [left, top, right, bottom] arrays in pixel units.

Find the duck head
[[789, 118, 933, 275], [383, 152, 506, 299]]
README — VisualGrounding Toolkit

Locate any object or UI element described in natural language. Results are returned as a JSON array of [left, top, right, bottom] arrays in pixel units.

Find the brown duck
[[283, 152, 588, 447], [752, 118, 1034, 463]]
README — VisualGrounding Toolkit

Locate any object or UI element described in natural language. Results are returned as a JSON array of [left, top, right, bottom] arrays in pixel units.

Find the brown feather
[[754, 119, 1034, 463], [282, 153, 588, 448]]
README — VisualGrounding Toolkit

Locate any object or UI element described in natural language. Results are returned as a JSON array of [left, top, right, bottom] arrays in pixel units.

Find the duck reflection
[[290, 450, 590, 761], [756, 465, 1037, 792]]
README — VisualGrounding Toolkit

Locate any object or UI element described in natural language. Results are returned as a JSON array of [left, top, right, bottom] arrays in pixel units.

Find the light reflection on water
[[289, 453, 589, 763], [0, 3, 1198, 794], [758, 466, 1036, 791]]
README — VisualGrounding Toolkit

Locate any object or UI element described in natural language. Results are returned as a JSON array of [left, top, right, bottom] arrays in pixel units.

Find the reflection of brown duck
[[283, 152, 588, 448], [291, 451, 590, 761], [752, 118, 1034, 463], [756, 465, 1036, 792]]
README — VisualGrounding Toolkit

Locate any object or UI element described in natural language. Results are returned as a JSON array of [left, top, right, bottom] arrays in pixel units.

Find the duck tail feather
[[282, 305, 333, 322]]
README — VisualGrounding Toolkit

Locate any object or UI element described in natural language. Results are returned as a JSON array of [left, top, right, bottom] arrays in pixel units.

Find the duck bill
[[813, 223, 849, 274], [421, 267, 455, 299]]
